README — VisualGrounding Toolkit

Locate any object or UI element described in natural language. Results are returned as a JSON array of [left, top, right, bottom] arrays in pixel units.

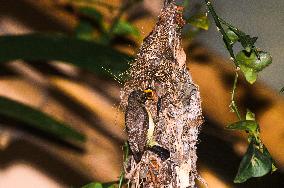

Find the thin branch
[[118, 141, 129, 188], [204, 0, 237, 66], [230, 71, 242, 120]]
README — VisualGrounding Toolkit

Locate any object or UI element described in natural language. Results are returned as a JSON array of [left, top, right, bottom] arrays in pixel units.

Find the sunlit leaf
[[253, 51, 272, 71], [113, 20, 140, 37], [0, 96, 85, 142], [0, 34, 132, 77], [239, 64, 257, 84], [271, 163, 277, 173], [187, 14, 210, 30], [234, 142, 272, 183], [236, 50, 265, 84], [236, 50, 272, 73], [236, 50, 257, 67], [246, 109, 255, 121], [226, 120, 258, 133], [225, 28, 238, 44]]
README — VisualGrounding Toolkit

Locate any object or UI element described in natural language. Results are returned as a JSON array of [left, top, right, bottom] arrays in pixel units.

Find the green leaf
[[0, 96, 85, 142], [82, 182, 103, 188], [236, 50, 257, 67], [234, 142, 272, 183], [253, 51, 272, 71], [225, 28, 238, 44], [78, 7, 103, 24], [271, 163, 277, 173], [82, 182, 115, 188], [226, 120, 258, 133], [239, 64, 258, 84], [75, 21, 94, 40], [0, 34, 132, 77], [236, 49, 263, 84], [187, 14, 210, 30], [236, 50, 272, 72], [113, 20, 140, 37], [240, 35, 258, 52], [263, 145, 277, 173], [246, 110, 255, 121], [228, 28, 257, 52]]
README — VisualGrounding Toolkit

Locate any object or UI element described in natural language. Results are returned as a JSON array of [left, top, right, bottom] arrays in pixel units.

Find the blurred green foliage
[[82, 182, 115, 188], [187, 14, 210, 30], [0, 96, 85, 142], [0, 34, 131, 77]]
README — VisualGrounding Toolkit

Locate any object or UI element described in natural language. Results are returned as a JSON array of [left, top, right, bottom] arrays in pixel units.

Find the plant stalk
[[230, 72, 242, 120], [204, 0, 237, 66]]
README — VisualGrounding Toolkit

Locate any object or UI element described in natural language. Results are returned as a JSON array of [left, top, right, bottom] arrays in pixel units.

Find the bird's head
[[128, 90, 147, 104], [128, 89, 155, 104]]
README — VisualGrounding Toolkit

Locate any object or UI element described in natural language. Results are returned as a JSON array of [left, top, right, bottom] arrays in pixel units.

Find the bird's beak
[[144, 89, 154, 100]]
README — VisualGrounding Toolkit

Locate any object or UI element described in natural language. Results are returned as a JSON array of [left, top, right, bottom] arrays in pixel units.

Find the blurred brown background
[[0, 0, 283, 187]]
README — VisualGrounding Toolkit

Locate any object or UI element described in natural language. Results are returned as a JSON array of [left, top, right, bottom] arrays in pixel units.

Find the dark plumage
[[125, 90, 149, 162], [148, 145, 170, 161]]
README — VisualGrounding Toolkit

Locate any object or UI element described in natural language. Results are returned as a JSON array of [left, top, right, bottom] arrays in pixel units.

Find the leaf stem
[[118, 171, 124, 188], [218, 17, 238, 31], [118, 141, 129, 188], [205, 0, 242, 119], [204, 0, 237, 66], [231, 71, 242, 120]]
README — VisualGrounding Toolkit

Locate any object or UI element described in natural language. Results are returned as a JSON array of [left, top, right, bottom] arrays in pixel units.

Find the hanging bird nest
[[120, 1, 206, 187]]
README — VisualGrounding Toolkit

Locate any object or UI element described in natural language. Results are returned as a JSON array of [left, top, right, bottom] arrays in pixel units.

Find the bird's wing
[[125, 104, 149, 156]]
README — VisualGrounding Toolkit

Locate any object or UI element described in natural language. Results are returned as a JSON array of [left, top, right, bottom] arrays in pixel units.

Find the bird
[[125, 89, 170, 162], [125, 90, 150, 162]]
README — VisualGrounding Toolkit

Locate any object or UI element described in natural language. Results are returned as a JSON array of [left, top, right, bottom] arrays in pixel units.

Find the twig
[[230, 71, 242, 120], [204, 0, 237, 66]]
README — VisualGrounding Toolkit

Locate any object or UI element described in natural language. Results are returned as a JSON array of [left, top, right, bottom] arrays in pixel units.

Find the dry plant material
[[120, 1, 206, 187]]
